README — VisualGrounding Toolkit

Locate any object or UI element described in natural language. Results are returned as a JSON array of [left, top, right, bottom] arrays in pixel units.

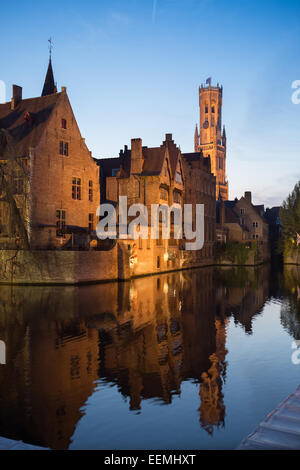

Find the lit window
[[72, 178, 81, 200], [89, 180, 93, 201], [160, 187, 168, 201], [56, 210, 66, 238]]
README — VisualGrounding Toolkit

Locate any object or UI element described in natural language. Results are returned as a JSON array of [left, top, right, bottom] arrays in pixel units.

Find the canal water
[[0, 264, 299, 450]]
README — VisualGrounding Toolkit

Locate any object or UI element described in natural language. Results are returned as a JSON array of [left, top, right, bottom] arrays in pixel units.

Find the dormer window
[[61, 119, 67, 129]]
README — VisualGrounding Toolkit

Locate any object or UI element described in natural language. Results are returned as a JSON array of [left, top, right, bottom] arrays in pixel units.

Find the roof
[[98, 145, 167, 178], [225, 206, 240, 223], [224, 200, 237, 209], [182, 151, 211, 173], [142, 146, 165, 175], [253, 204, 265, 217], [0, 93, 61, 158], [216, 200, 240, 224], [97, 157, 120, 177]]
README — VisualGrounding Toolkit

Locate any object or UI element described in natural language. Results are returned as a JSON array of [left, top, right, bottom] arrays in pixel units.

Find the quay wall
[[0, 243, 271, 285], [0, 249, 118, 284]]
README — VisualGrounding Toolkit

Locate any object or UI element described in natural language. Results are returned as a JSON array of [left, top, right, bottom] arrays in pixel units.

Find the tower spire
[[41, 38, 57, 97]]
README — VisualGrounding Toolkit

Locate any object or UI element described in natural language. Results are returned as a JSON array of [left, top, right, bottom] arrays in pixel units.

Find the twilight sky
[[1, 0, 299, 207]]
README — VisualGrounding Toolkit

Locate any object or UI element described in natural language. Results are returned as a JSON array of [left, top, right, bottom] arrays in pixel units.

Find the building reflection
[[0, 266, 273, 449]]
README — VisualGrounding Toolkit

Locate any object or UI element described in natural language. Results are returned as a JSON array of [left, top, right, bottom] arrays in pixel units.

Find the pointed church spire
[[42, 39, 57, 96]]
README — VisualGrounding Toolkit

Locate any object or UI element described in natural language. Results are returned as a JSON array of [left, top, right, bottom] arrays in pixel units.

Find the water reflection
[[0, 265, 299, 449]]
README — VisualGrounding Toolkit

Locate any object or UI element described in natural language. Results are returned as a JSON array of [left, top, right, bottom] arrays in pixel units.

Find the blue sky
[[1, 0, 299, 206]]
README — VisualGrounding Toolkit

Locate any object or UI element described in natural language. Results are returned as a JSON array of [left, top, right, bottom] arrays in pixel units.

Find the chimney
[[165, 133, 173, 142], [11, 85, 22, 109], [131, 138, 143, 174], [244, 191, 252, 204]]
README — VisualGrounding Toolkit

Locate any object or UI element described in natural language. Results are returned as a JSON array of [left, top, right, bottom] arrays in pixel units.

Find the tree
[[280, 181, 300, 254], [0, 129, 30, 249]]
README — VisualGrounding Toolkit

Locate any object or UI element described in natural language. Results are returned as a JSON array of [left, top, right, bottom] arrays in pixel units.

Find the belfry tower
[[194, 81, 228, 200]]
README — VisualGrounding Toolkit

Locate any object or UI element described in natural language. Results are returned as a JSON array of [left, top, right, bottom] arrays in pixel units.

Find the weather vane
[[48, 37, 53, 57]]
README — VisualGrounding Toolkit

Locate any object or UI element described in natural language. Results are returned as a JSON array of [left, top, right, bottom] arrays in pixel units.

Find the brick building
[[216, 191, 269, 244], [182, 151, 216, 264], [97, 134, 186, 275], [0, 57, 100, 249], [194, 81, 228, 200]]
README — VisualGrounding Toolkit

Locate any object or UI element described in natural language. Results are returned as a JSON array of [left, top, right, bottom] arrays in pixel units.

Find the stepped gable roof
[[161, 135, 181, 176], [0, 93, 61, 158]]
